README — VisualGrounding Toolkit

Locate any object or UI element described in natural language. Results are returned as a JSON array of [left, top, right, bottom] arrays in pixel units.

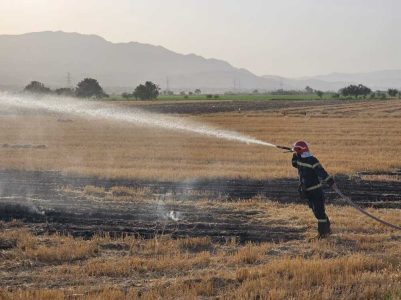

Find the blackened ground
[[127, 99, 368, 115], [0, 170, 400, 242]]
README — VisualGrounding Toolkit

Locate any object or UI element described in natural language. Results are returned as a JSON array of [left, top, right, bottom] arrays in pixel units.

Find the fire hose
[[332, 185, 401, 231], [276, 145, 401, 231]]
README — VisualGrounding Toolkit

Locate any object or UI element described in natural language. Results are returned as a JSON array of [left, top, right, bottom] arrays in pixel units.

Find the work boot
[[317, 218, 331, 237], [308, 230, 332, 242], [307, 233, 327, 242], [317, 231, 331, 239]]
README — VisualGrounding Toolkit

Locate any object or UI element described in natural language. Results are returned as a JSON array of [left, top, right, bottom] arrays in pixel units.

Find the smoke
[[0, 91, 276, 148], [168, 210, 182, 221], [25, 198, 45, 215]]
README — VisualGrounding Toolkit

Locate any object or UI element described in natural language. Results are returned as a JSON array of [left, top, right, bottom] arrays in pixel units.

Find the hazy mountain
[[310, 70, 401, 90], [262, 75, 348, 92], [263, 70, 401, 92], [0, 31, 283, 93], [1, 31, 399, 93]]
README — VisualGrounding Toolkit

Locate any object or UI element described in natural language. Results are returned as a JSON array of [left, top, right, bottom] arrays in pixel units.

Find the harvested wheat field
[[0, 98, 401, 299], [1, 99, 401, 180]]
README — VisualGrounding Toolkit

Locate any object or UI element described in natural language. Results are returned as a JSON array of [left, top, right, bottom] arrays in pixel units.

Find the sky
[[1, 0, 401, 77]]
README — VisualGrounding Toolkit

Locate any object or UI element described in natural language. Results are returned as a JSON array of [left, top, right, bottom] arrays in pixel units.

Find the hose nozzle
[[276, 145, 293, 153]]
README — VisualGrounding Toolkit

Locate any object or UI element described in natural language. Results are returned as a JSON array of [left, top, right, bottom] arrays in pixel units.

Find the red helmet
[[293, 140, 309, 154]]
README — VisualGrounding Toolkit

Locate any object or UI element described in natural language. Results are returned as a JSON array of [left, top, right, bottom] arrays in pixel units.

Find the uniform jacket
[[292, 153, 332, 191]]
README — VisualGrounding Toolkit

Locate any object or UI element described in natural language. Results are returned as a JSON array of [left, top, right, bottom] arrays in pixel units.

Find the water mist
[[0, 91, 276, 148]]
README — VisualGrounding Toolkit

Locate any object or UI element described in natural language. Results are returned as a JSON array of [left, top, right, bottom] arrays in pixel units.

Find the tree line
[[24, 78, 108, 98], [303, 84, 400, 99], [337, 84, 400, 99], [24, 79, 161, 100], [24, 78, 401, 100]]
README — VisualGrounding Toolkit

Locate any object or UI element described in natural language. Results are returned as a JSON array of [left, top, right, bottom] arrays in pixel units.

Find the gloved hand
[[326, 177, 335, 188], [291, 153, 298, 168], [298, 183, 307, 200]]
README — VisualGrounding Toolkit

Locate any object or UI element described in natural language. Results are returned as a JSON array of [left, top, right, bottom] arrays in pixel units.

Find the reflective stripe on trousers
[[306, 184, 322, 191]]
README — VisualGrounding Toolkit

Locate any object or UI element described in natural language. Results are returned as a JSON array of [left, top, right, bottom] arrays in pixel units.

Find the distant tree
[[388, 88, 399, 97], [55, 87, 75, 96], [331, 93, 340, 99], [206, 94, 213, 99], [75, 78, 108, 98], [214, 94, 220, 99], [24, 81, 51, 94], [305, 86, 314, 93], [161, 90, 174, 96], [194, 89, 201, 95], [377, 91, 387, 100], [121, 92, 131, 99], [133, 81, 160, 100], [252, 89, 259, 94], [179, 91, 186, 96], [188, 91, 193, 96], [339, 84, 371, 99], [315, 90, 324, 98]]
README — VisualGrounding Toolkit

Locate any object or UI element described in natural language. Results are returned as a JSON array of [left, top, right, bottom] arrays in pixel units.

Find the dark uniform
[[292, 153, 335, 237]]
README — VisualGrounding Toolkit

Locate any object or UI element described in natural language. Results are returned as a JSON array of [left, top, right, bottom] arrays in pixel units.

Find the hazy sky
[[1, 0, 401, 77]]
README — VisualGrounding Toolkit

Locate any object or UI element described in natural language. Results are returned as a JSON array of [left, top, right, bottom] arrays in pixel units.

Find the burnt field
[[123, 98, 368, 115], [1, 169, 400, 243], [1, 98, 401, 243]]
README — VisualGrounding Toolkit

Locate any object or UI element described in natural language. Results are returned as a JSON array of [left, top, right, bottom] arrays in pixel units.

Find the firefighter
[[291, 141, 335, 239]]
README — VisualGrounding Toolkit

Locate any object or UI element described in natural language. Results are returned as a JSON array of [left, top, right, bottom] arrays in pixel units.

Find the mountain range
[[0, 31, 400, 93]]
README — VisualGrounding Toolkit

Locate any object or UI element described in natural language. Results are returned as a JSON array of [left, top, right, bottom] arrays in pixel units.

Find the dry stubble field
[[0, 99, 401, 180], [0, 99, 401, 299]]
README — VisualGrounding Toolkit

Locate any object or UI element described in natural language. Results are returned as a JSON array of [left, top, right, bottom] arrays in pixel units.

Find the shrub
[[24, 81, 51, 94], [54, 87, 75, 96], [339, 84, 371, 99], [121, 92, 131, 99]]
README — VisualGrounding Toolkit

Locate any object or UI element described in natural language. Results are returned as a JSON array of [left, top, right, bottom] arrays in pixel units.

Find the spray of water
[[0, 91, 276, 148]]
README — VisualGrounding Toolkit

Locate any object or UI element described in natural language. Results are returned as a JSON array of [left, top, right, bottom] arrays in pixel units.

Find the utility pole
[[166, 76, 170, 92], [66, 72, 72, 88]]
